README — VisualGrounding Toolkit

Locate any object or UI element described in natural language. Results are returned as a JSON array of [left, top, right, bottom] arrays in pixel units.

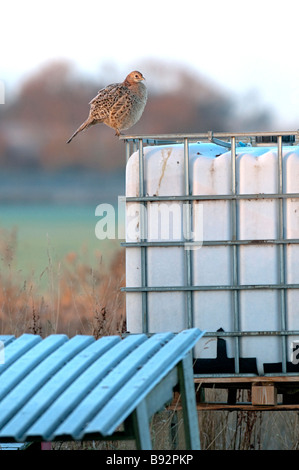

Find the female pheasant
[[67, 71, 147, 143]]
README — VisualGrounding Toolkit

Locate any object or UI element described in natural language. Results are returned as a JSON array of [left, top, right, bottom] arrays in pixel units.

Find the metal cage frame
[[120, 130, 299, 378]]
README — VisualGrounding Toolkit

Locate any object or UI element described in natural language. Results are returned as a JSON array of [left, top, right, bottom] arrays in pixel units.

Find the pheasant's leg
[[115, 129, 122, 137]]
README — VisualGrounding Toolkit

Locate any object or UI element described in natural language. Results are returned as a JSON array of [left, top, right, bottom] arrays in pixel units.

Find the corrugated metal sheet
[[0, 329, 203, 448]]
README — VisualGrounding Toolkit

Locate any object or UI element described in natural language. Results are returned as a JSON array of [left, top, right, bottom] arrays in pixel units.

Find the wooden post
[[132, 400, 152, 450], [177, 352, 201, 450]]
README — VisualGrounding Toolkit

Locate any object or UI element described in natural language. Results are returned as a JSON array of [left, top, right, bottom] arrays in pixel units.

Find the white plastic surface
[[125, 143, 299, 374]]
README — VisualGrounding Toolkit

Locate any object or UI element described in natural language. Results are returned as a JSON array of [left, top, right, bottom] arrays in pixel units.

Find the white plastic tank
[[125, 141, 299, 375]]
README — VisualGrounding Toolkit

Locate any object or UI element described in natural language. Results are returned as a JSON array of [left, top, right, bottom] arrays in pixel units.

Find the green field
[[0, 203, 122, 281]]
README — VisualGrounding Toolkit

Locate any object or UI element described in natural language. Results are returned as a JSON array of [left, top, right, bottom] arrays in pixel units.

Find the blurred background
[[1, 0, 299, 334]]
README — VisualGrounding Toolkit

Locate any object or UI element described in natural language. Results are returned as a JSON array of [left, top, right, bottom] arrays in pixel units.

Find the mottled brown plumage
[[67, 71, 147, 143]]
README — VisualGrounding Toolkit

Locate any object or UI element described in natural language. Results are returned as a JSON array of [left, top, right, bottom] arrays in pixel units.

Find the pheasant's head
[[125, 71, 145, 85]]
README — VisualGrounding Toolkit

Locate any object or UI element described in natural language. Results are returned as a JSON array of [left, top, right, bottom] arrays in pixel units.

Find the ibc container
[[125, 137, 299, 376]]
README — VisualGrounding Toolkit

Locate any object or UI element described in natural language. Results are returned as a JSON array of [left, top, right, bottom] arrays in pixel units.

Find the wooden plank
[[23, 334, 145, 441], [0, 335, 94, 432], [132, 401, 152, 450], [195, 376, 299, 384], [177, 352, 201, 450], [196, 403, 299, 411], [251, 383, 277, 406], [83, 328, 203, 438]]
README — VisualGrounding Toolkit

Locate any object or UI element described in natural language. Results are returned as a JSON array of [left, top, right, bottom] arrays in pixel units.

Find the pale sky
[[2, 0, 299, 128]]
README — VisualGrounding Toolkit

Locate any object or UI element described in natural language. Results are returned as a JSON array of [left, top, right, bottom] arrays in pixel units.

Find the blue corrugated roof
[[0, 329, 203, 446]]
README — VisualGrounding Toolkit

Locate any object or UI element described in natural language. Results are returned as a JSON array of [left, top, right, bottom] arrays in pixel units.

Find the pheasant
[[67, 71, 147, 143]]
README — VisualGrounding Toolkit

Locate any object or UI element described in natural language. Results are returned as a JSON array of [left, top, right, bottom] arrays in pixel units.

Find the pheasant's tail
[[66, 118, 95, 144]]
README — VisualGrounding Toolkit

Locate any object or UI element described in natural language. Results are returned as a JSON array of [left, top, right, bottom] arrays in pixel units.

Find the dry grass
[[0, 227, 126, 338]]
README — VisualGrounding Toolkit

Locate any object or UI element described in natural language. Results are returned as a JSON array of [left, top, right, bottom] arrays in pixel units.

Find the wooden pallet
[[170, 376, 299, 411]]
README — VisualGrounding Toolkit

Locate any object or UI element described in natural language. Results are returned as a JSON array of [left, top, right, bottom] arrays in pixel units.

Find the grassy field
[[0, 203, 121, 277], [0, 219, 125, 337]]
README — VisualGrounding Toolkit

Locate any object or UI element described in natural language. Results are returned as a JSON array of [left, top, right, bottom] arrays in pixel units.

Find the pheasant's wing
[[109, 91, 134, 122], [89, 83, 128, 121]]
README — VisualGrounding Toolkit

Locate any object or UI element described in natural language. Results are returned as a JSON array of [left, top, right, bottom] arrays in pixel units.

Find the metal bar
[[122, 283, 299, 292], [125, 140, 131, 163], [122, 239, 299, 247], [202, 330, 299, 337], [277, 135, 287, 373], [184, 137, 190, 196], [138, 139, 145, 198], [138, 139, 148, 333], [184, 138, 193, 329], [125, 192, 299, 202], [230, 136, 240, 374], [132, 140, 138, 154], [120, 130, 299, 141], [121, 330, 299, 340]]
